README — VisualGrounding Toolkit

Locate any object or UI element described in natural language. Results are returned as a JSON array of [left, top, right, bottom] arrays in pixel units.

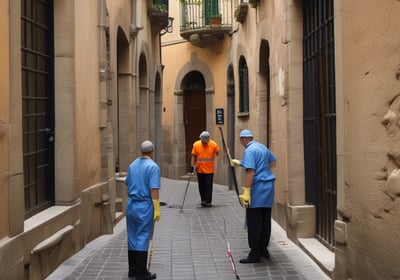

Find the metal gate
[[303, 0, 337, 248], [21, 0, 55, 218]]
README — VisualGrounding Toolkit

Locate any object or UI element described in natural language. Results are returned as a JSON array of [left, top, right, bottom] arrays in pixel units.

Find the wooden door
[[184, 90, 206, 171]]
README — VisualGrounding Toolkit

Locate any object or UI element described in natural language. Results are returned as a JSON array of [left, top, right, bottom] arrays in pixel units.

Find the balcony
[[148, 0, 170, 34], [179, 0, 233, 48]]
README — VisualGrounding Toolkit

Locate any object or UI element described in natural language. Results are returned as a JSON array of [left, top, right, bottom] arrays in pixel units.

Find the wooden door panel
[[184, 90, 206, 170]]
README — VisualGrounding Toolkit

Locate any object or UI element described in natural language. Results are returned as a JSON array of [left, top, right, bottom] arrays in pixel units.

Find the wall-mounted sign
[[216, 108, 224, 125]]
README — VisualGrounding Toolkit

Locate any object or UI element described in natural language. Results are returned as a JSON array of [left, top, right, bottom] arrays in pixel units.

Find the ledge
[[237, 112, 250, 118], [181, 25, 231, 48], [116, 176, 126, 183], [31, 225, 74, 254], [24, 205, 79, 232], [298, 238, 335, 277]]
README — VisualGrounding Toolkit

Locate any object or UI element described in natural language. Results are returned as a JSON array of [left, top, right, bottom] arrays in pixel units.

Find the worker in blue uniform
[[232, 129, 277, 263], [125, 140, 160, 280]]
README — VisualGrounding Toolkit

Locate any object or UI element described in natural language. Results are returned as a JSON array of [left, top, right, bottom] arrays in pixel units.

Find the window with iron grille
[[21, 0, 55, 218], [239, 56, 249, 114], [303, 0, 337, 249]]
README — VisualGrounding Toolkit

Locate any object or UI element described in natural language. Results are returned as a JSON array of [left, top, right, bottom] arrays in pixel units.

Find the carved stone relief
[[381, 93, 400, 197]]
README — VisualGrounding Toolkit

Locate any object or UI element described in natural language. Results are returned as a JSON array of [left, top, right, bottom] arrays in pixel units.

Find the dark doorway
[[183, 71, 206, 171], [21, 0, 55, 218], [259, 39, 271, 148], [226, 65, 235, 190]]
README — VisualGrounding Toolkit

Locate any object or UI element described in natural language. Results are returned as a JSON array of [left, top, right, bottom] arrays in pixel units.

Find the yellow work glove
[[231, 159, 241, 166], [153, 199, 161, 222], [239, 187, 251, 207]]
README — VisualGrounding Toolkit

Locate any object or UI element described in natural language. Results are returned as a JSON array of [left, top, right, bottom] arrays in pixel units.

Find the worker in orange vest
[[191, 131, 221, 207]]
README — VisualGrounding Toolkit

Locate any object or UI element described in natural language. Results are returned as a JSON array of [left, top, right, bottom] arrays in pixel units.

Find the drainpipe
[[131, 0, 143, 159], [131, 0, 143, 37]]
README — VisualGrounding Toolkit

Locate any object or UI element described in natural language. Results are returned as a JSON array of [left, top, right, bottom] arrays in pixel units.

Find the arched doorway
[[226, 65, 235, 190], [154, 71, 162, 166], [259, 39, 271, 148], [116, 27, 130, 172], [182, 71, 206, 171], [138, 53, 149, 144]]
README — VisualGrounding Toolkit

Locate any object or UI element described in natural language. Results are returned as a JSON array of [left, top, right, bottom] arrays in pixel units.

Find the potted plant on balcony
[[235, 3, 249, 23], [178, 0, 202, 5], [148, 0, 168, 13], [248, 0, 259, 8], [210, 14, 222, 27]]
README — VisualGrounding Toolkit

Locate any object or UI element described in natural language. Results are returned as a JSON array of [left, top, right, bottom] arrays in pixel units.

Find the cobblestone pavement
[[46, 177, 330, 280]]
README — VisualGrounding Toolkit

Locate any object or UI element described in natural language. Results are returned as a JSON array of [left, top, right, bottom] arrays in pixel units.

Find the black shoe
[[239, 256, 261, 263], [144, 272, 156, 280], [134, 251, 156, 280], [205, 203, 212, 207], [201, 201, 207, 207], [136, 272, 156, 280], [261, 249, 270, 259]]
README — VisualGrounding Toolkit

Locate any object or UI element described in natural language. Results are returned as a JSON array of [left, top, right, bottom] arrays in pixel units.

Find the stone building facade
[[0, 0, 166, 278], [161, 0, 400, 279], [1, 0, 399, 279]]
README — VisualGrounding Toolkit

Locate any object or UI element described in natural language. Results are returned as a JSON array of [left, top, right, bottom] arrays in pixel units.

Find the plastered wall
[[337, 1, 400, 278]]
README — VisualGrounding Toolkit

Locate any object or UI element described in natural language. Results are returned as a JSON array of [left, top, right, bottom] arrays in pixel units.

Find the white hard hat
[[239, 129, 253, 138], [141, 140, 154, 153]]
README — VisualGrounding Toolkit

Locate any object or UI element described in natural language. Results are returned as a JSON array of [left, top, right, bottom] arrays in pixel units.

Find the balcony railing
[[179, 0, 233, 48]]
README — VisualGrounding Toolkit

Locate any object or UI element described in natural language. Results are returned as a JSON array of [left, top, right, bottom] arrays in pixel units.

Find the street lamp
[[161, 17, 174, 35]]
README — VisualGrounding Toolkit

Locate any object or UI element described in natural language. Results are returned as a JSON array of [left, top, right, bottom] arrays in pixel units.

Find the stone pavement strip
[[46, 177, 330, 280]]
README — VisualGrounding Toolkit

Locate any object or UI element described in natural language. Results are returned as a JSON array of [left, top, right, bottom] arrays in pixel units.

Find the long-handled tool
[[219, 127, 248, 230], [224, 217, 240, 280], [147, 222, 156, 271], [180, 172, 194, 213], [218, 127, 243, 207]]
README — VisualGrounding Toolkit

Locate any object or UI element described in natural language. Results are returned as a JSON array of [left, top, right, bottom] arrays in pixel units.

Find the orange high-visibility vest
[[191, 140, 220, 174]]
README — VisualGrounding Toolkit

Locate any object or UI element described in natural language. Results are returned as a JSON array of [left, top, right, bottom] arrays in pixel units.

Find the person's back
[[126, 157, 159, 201], [125, 140, 160, 280]]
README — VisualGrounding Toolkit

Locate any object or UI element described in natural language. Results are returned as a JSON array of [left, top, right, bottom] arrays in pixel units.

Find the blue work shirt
[[125, 157, 160, 251], [241, 140, 277, 208]]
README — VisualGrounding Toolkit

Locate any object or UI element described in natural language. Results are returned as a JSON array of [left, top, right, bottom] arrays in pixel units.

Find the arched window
[[239, 56, 249, 114]]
